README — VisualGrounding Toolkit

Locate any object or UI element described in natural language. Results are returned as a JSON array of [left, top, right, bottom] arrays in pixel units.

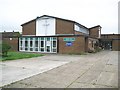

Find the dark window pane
[[30, 48, 33, 51], [47, 37, 50, 41], [53, 37, 56, 41], [41, 48, 44, 52], [30, 41, 33, 47], [25, 41, 28, 47], [35, 41, 38, 47], [25, 48, 28, 51], [47, 46, 50, 52], [53, 41, 56, 47], [35, 38, 38, 41], [53, 49, 56, 52], [41, 37, 44, 40], [25, 38, 28, 41], [30, 38, 33, 41], [41, 41, 44, 47], [35, 48, 38, 51]]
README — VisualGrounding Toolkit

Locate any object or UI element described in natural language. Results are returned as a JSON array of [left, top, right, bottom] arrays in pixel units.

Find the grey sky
[[0, 0, 119, 34]]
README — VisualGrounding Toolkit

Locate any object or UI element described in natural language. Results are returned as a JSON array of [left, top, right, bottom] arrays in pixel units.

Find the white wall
[[36, 17, 56, 36], [74, 24, 89, 34]]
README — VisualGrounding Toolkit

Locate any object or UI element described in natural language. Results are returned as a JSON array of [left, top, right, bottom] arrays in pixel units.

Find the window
[[53, 37, 56, 41], [41, 37, 44, 40], [47, 37, 50, 41], [53, 41, 56, 47], [41, 48, 44, 52], [25, 38, 28, 51], [35, 41, 38, 47], [47, 46, 50, 52], [35, 38, 38, 41], [53, 49, 56, 52], [41, 41, 44, 47], [25, 41, 28, 47], [29, 38, 33, 51], [30, 41, 33, 47], [19, 37, 25, 51], [30, 38, 33, 41], [19, 37, 57, 53]]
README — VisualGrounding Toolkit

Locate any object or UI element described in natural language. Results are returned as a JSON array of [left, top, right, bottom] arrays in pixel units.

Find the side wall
[[58, 36, 85, 54], [56, 19, 74, 34], [112, 40, 120, 51], [2, 38, 18, 51], [22, 20, 36, 35], [89, 27, 100, 38]]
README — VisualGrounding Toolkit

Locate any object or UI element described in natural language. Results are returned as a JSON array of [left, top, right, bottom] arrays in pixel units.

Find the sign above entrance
[[63, 38, 75, 42]]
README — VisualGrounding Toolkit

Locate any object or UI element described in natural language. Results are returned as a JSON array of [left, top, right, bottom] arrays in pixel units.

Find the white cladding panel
[[74, 24, 89, 34], [36, 17, 56, 36]]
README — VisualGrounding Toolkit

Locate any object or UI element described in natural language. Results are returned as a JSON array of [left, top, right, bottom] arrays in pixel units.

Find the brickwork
[[58, 36, 85, 54], [2, 38, 18, 51], [56, 19, 74, 34], [22, 20, 36, 35]]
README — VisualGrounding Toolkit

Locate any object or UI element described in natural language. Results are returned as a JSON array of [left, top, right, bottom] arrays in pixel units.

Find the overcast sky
[[0, 0, 119, 34]]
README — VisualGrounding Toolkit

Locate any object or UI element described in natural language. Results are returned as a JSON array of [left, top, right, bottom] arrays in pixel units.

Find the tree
[[0, 42, 11, 57]]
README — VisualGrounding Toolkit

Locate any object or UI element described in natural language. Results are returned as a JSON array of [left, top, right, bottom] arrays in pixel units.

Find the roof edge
[[89, 25, 102, 29], [21, 15, 88, 30]]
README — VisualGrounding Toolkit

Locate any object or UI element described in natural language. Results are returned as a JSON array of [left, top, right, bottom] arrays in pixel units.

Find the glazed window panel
[[19, 37, 25, 51], [53, 41, 56, 47], [35, 38, 38, 41], [53, 37, 57, 41], [53, 49, 56, 52], [47, 37, 50, 41], [25, 37, 29, 41], [40, 48, 44, 52], [30, 48, 33, 51], [41, 41, 44, 47], [47, 46, 50, 52], [25, 41, 28, 47], [35, 48, 38, 51], [30, 41, 33, 47], [25, 48, 28, 51], [30, 37, 33, 41], [35, 41, 38, 47], [41, 37, 44, 41]]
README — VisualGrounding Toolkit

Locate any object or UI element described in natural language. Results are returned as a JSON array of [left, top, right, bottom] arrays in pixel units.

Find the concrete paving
[[1, 51, 118, 88], [1, 55, 81, 87]]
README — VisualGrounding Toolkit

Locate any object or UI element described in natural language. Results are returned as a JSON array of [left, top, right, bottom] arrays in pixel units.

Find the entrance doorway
[[101, 41, 112, 50]]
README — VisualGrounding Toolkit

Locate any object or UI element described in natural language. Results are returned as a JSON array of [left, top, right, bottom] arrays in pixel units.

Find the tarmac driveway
[[1, 51, 119, 88]]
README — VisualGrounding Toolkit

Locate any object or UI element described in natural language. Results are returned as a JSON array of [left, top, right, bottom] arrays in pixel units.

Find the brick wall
[[22, 20, 36, 35], [2, 38, 18, 51], [56, 19, 74, 34], [75, 31, 84, 35], [89, 27, 100, 38], [58, 36, 85, 54], [101, 34, 120, 39], [112, 40, 120, 51]]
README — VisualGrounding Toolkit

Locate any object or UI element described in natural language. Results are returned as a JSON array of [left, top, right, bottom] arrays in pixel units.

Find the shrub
[[0, 42, 11, 57]]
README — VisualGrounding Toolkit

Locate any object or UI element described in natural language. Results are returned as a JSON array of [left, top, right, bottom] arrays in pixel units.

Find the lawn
[[1, 52, 44, 61]]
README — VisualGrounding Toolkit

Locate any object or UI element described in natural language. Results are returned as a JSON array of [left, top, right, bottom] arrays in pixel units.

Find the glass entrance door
[[39, 37, 57, 53]]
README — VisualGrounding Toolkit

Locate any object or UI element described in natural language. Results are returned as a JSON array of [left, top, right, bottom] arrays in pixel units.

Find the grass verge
[[1, 52, 44, 61]]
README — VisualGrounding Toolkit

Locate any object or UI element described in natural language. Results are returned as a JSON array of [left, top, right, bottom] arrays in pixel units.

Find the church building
[[19, 15, 101, 54]]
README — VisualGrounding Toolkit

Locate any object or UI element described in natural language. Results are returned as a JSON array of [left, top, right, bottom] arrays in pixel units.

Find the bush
[[0, 42, 11, 57]]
